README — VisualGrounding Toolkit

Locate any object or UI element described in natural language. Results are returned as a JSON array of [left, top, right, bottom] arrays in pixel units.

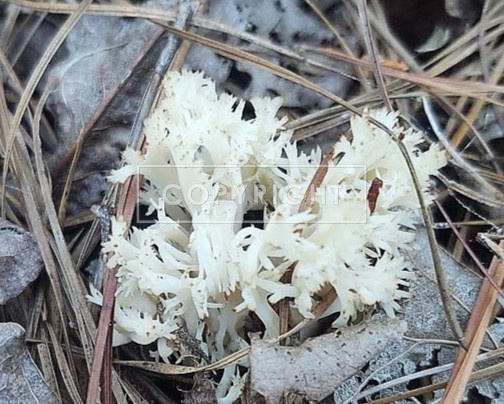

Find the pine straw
[[1, 0, 504, 403]]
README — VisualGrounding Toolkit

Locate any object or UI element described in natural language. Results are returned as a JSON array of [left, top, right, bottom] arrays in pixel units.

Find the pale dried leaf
[[46, 13, 163, 150], [45, 13, 165, 215], [405, 226, 480, 340], [0, 323, 58, 403], [0, 219, 43, 304], [249, 319, 407, 403]]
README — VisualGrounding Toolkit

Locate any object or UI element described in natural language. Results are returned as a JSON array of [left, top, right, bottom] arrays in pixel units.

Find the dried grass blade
[[425, 13, 504, 74], [423, 97, 504, 202], [369, 362, 504, 403], [349, 346, 504, 402], [451, 50, 504, 148], [356, 0, 392, 110], [0, 70, 81, 390], [298, 151, 335, 213], [6, 0, 177, 21], [37, 329, 62, 403], [115, 318, 310, 375], [32, 79, 96, 372], [46, 322, 84, 404], [2, 0, 93, 214], [310, 46, 504, 105]]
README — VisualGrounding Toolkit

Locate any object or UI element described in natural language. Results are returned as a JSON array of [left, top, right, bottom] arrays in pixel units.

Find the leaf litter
[[1, 0, 503, 403]]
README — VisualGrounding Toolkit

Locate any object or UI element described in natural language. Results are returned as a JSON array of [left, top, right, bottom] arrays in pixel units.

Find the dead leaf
[[0, 219, 43, 304], [185, 0, 354, 109], [181, 372, 216, 404], [249, 319, 407, 403], [44, 14, 163, 216], [46, 15, 162, 151], [0, 322, 58, 403], [405, 226, 480, 340]]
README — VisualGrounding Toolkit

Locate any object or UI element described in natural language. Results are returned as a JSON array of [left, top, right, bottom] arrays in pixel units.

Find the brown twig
[[86, 3, 197, 402]]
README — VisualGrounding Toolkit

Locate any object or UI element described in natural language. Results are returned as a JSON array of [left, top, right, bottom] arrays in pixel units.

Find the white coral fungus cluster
[[90, 70, 446, 400]]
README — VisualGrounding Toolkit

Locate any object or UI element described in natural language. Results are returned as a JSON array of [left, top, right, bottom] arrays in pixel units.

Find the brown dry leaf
[[0, 323, 58, 403], [249, 319, 407, 403], [0, 219, 43, 304]]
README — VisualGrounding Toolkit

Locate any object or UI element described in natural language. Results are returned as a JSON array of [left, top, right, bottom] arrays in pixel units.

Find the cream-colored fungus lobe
[[89, 70, 447, 402]]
